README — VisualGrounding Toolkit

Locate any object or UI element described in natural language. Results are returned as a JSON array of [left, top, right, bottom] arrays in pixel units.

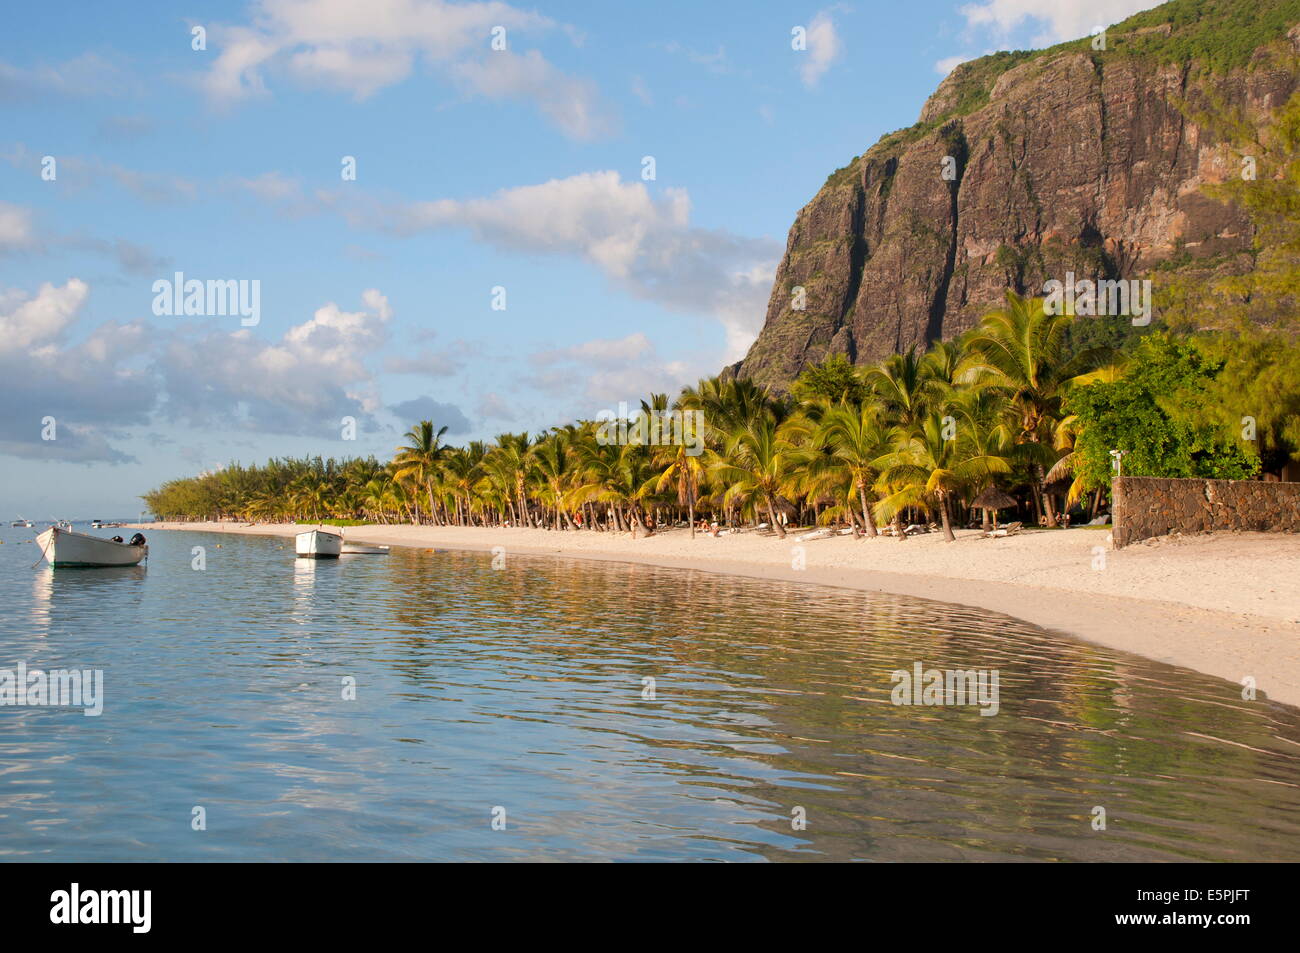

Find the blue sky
[[0, 0, 1161, 517]]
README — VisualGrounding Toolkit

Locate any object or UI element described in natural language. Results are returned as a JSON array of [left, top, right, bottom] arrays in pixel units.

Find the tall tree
[[394, 421, 450, 525]]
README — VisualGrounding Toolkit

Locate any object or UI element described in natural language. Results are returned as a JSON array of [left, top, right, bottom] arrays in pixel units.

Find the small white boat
[[35, 526, 147, 568], [341, 543, 389, 555], [295, 529, 342, 559]]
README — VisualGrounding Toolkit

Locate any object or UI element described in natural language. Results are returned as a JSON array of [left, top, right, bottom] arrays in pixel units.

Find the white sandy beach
[[136, 521, 1300, 706]]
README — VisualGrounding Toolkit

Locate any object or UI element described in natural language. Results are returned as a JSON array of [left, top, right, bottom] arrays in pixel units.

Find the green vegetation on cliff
[[842, 0, 1300, 189]]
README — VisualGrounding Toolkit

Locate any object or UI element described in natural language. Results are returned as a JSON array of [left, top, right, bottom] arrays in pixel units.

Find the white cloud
[[476, 391, 514, 421], [957, 0, 1163, 46], [525, 333, 698, 407], [0, 279, 153, 462], [388, 395, 471, 433], [0, 193, 170, 275], [158, 288, 393, 434], [0, 279, 404, 460], [359, 170, 778, 359], [935, 54, 973, 76], [233, 170, 303, 202], [0, 52, 132, 103], [453, 50, 610, 140], [2, 144, 196, 205], [201, 0, 610, 138], [385, 347, 464, 377], [533, 332, 653, 370], [0, 201, 34, 252], [0, 278, 87, 353], [800, 10, 842, 88]]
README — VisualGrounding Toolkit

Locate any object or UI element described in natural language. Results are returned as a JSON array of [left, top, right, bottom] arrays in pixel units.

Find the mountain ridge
[[731, 0, 1300, 392]]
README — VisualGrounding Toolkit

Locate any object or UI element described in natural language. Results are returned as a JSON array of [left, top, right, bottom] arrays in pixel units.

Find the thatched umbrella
[[972, 486, 1017, 530], [1041, 455, 1077, 526], [772, 495, 799, 528]]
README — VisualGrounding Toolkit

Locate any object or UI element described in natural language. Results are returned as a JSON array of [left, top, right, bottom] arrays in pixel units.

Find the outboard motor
[[129, 533, 146, 546]]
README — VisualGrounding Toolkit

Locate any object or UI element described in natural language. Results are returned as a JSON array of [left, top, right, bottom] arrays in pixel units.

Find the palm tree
[[874, 412, 1011, 541], [531, 432, 577, 529], [394, 420, 450, 525], [680, 375, 784, 441], [712, 416, 799, 538], [946, 387, 1016, 531], [488, 432, 534, 527], [652, 439, 708, 537], [443, 443, 487, 525], [812, 402, 893, 536], [863, 350, 940, 430], [289, 475, 329, 522], [962, 292, 1109, 525]]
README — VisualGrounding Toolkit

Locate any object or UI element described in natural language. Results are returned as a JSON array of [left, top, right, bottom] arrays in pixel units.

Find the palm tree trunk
[[857, 484, 878, 537], [766, 497, 787, 538], [1034, 463, 1057, 527], [938, 494, 956, 542], [688, 501, 695, 539]]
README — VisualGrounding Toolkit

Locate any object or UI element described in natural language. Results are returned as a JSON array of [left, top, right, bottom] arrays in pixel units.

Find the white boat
[[10, 518, 26, 527], [34, 526, 147, 568], [341, 543, 389, 555], [295, 529, 342, 559]]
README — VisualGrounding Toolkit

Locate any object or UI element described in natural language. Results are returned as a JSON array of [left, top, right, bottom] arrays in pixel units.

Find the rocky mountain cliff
[[732, 0, 1300, 392]]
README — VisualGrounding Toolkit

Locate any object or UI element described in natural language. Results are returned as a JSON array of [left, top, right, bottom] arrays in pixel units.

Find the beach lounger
[[984, 521, 1023, 538]]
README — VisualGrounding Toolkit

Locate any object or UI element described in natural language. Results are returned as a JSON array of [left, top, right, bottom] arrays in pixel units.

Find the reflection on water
[[1, 527, 1299, 861]]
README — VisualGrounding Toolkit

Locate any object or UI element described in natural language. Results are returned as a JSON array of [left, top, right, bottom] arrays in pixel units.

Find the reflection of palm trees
[[365, 547, 1300, 861]]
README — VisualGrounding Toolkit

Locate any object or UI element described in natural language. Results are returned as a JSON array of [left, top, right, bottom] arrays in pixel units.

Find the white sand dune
[[138, 521, 1300, 707]]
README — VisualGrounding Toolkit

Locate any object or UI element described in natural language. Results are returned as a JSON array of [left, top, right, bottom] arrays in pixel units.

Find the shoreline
[[133, 521, 1300, 707]]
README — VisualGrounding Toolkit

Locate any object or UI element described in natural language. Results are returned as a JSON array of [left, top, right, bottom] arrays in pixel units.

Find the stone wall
[[1112, 476, 1300, 548]]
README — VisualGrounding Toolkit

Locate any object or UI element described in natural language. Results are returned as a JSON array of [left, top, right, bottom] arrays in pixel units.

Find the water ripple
[[0, 527, 1298, 861]]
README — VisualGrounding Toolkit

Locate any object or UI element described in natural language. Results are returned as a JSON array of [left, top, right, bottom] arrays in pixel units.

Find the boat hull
[[341, 544, 389, 555], [295, 530, 343, 558], [36, 527, 147, 568]]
